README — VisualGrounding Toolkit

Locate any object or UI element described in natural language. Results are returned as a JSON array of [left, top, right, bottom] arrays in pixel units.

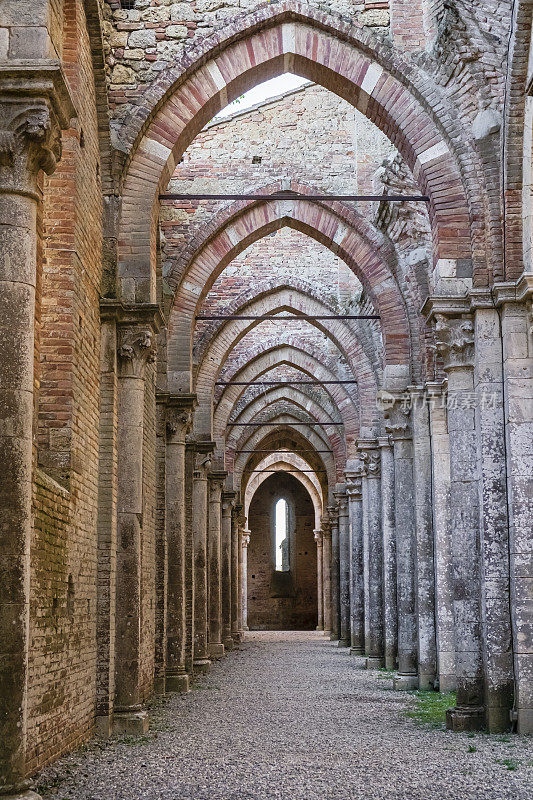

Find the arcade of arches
[[1, 0, 533, 796]]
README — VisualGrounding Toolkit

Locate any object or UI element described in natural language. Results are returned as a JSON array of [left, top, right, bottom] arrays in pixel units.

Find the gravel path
[[38, 631, 533, 800]]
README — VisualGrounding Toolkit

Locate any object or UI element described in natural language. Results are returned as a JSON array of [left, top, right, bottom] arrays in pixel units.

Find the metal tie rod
[[228, 422, 343, 426], [196, 314, 380, 320], [219, 380, 356, 387], [160, 193, 430, 202], [245, 469, 327, 473], [235, 449, 333, 453]]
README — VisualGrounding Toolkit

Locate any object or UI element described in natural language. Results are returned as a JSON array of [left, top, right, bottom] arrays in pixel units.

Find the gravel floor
[[37, 631, 533, 800]]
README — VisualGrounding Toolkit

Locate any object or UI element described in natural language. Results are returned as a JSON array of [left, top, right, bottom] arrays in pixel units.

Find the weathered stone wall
[[247, 473, 317, 629]]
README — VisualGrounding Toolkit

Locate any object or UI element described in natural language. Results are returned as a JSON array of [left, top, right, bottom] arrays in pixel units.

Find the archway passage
[[247, 473, 317, 630]]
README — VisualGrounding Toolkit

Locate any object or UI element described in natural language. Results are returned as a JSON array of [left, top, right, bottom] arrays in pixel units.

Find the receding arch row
[[225, 388, 342, 487], [117, 6, 478, 303], [196, 291, 379, 435], [167, 197, 412, 388]]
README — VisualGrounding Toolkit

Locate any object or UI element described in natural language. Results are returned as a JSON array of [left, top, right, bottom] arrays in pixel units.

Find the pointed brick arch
[[167, 197, 411, 388], [244, 455, 323, 529], [117, 3, 477, 303], [197, 288, 378, 431]]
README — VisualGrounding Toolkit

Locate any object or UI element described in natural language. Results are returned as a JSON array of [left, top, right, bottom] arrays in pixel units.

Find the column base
[[209, 642, 225, 659], [366, 657, 385, 670], [112, 710, 149, 736], [329, 632, 339, 642], [95, 713, 113, 737], [153, 675, 166, 695], [446, 705, 485, 732], [322, 629, 331, 637], [338, 638, 351, 648], [393, 673, 419, 690], [243, 625, 249, 631], [166, 671, 190, 693], [350, 646, 364, 656], [223, 637, 235, 651], [232, 632, 242, 645], [316, 625, 324, 631], [418, 672, 436, 691], [193, 658, 211, 675], [517, 707, 533, 735]]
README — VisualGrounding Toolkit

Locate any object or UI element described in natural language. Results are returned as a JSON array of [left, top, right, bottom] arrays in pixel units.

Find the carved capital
[[222, 490, 237, 515], [314, 529, 323, 546], [434, 313, 474, 370], [166, 408, 193, 442], [334, 491, 348, 515], [345, 470, 363, 499], [242, 530, 251, 548], [117, 326, 156, 378], [193, 450, 212, 478], [360, 449, 381, 478], [327, 505, 339, 528]]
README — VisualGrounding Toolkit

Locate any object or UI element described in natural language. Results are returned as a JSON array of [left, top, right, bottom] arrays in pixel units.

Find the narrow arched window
[[275, 498, 289, 572]]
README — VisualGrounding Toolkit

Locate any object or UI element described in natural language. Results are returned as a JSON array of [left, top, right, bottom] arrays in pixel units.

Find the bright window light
[[215, 74, 310, 120], [275, 498, 289, 572]]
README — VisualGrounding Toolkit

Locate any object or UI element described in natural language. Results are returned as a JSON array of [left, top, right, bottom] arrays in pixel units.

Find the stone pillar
[[410, 387, 437, 690], [165, 395, 196, 692], [346, 471, 364, 656], [322, 520, 333, 637], [378, 438, 397, 671], [328, 505, 340, 641], [221, 491, 236, 651], [192, 443, 214, 674], [335, 492, 351, 647], [495, 281, 533, 734], [207, 470, 226, 659], [359, 442, 385, 668], [231, 505, 244, 644], [237, 513, 246, 639], [385, 401, 418, 690], [472, 294, 514, 731], [426, 382, 456, 692], [314, 530, 324, 631], [432, 307, 484, 730], [0, 66, 73, 797], [241, 529, 251, 631], [114, 311, 160, 734]]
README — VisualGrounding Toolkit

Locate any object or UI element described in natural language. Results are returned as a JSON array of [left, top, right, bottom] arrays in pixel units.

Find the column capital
[[0, 62, 76, 196], [105, 303, 163, 378], [327, 505, 339, 527], [345, 470, 363, 499], [222, 490, 237, 514], [313, 529, 323, 545], [420, 296, 474, 371], [242, 530, 251, 548], [357, 440, 381, 478], [333, 490, 348, 515], [208, 469, 227, 491], [161, 394, 197, 443]]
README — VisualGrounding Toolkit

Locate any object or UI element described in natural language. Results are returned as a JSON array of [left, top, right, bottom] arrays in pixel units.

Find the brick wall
[[28, 0, 103, 771], [247, 472, 317, 630]]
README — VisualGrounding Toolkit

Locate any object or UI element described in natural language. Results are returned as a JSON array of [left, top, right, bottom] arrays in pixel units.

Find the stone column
[[471, 291, 515, 731], [386, 402, 418, 690], [432, 307, 484, 730], [165, 395, 196, 692], [328, 506, 340, 641], [207, 470, 226, 659], [231, 505, 244, 644], [114, 312, 160, 734], [378, 437, 397, 671], [314, 530, 324, 631], [192, 443, 214, 674], [426, 382, 456, 692], [241, 529, 251, 631], [221, 491, 236, 651], [410, 387, 437, 690], [346, 471, 364, 656], [237, 514, 246, 639], [0, 68, 73, 797], [359, 442, 385, 668], [335, 492, 351, 647], [322, 520, 333, 637], [493, 281, 533, 734]]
